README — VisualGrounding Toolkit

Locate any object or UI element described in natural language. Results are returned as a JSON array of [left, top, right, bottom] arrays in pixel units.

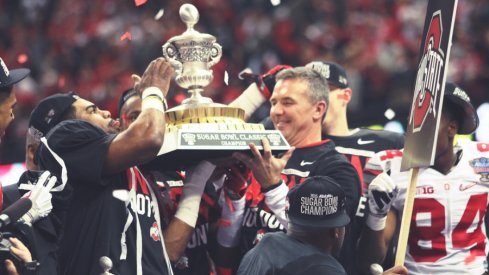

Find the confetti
[[270, 0, 281, 6], [155, 9, 164, 20], [134, 0, 147, 7], [120, 32, 132, 42], [224, 71, 229, 85], [384, 108, 396, 120], [17, 54, 28, 64]]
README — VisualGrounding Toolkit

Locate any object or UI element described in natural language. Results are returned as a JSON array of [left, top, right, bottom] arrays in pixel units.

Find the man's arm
[[163, 161, 216, 262], [357, 172, 399, 271], [357, 209, 398, 271], [104, 58, 173, 174]]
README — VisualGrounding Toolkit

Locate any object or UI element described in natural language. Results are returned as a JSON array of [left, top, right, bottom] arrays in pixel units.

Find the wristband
[[142, 87, 166, 112], [366, 214, 387, 231], [230, 83, 267, 116], [174, 161, 216, 227]]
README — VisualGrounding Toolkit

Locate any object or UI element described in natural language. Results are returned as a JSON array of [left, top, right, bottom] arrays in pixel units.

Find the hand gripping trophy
[[148, 3, 289, 169]]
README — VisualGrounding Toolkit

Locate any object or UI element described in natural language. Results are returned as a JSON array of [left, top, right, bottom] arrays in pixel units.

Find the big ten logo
[[187, 223, 208, 248], [133, 193, 153, 218], [416, 185, 434, 195]]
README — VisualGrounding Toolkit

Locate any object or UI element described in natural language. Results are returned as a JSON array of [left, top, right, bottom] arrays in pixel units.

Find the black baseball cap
[[28, 93, 79, 140], [0, 57, 30, 89], [306, 61, 349, 89], [286, 176, 350, 229], [444, 82, 479, 134], [117, 88, 138, 117]]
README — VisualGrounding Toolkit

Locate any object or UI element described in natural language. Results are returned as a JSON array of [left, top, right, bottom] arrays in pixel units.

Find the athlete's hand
[[366, 172, 398, 231], [135, 58, 174, 97], [232, 138, 294, 189], [222, 163, 251, 200], [238, 65, 291, 99], [20, 171, 57, 224]]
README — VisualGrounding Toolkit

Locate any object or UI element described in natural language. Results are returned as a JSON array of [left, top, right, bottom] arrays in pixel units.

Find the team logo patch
[[45, 109, 56, 124], [150, 222, 160, 241], [409, 11, 445, 133], [469, 157, 489, 182]]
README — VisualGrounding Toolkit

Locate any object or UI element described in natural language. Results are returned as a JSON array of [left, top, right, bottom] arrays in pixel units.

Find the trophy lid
[[167, 4, 216, 44]]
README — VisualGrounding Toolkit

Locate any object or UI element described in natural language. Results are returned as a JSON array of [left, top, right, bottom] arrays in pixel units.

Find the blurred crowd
[[0, 0, 488, 163]]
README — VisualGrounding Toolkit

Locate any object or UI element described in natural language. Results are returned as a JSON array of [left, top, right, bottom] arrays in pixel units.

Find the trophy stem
[[181, 88, 213, 105]]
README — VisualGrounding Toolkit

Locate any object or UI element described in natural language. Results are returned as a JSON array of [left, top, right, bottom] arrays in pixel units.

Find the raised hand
[[20, 170, 57, 224], [366, 172, 398, 231], [135, 57, 175, 98], [232, 138, 294, 189]]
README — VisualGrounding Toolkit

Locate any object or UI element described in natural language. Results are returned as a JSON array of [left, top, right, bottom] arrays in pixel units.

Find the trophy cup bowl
[[144, 3, 289, 170]]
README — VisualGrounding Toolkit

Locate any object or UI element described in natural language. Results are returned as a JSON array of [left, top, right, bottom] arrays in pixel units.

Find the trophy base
[[143, 123, 290, 171]]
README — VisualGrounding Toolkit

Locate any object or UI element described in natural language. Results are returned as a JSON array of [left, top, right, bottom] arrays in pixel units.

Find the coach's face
[[72, 98, 120, 134], [0, 87, 16, 142], [271, 78, 325, 146]]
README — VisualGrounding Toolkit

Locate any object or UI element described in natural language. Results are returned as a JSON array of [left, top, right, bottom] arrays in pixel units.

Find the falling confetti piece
[[134, 0, 147, 7], [155, 9, 164, 20], [120, 32, 132, 42], [224, 71, 229, 85], [384, 108, 396, 120], [17, 54, 28, 64], [270, 0, 281, 6]]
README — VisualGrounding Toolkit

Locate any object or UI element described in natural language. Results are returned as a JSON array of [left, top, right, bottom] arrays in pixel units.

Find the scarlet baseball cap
[[0, 57, 30, 89], [306, 61, 349, 89], [28, 92, 79, 141], [286, 176, 350, 229], [444, 82, 479, 134]]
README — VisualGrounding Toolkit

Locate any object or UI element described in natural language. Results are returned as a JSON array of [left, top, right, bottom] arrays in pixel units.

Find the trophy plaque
[[146, 3, 289, 170]]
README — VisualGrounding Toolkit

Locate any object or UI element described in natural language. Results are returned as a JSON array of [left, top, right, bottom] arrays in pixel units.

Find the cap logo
[[300, 193, 338, 216], [0, 58, 9, 82], [45, 109, 56, 124], [309, 62, 330, 80], [339, 75, 348, 85], [453, 87, 470, 103], [28, 126, 44, 141]]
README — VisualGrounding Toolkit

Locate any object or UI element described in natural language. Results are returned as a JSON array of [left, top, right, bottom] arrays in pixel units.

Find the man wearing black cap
[[117, 87, 221, 275], [0, 57, 30, 210], [358, 82, 487, 274], [31, 58, 178, 275], [0, 57, 30, 141], [237, 176, 407, 275], [306, 60, 405, 274]]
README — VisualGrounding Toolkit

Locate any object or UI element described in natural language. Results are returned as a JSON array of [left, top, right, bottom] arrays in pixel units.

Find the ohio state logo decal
[[410, 11, 445, 132], [150, 222, 160, 241]]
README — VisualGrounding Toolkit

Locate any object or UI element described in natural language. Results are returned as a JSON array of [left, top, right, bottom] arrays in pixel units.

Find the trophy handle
[[162, 42, 183, 74], [207, 43, 222, 68]]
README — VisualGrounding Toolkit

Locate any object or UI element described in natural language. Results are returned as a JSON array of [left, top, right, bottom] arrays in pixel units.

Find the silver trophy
[[162, 3, 221, 106], [147, 3, 289, 170]]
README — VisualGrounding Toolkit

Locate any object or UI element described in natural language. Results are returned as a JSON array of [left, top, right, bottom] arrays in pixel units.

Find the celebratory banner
[[401, 0, 458, 171]]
